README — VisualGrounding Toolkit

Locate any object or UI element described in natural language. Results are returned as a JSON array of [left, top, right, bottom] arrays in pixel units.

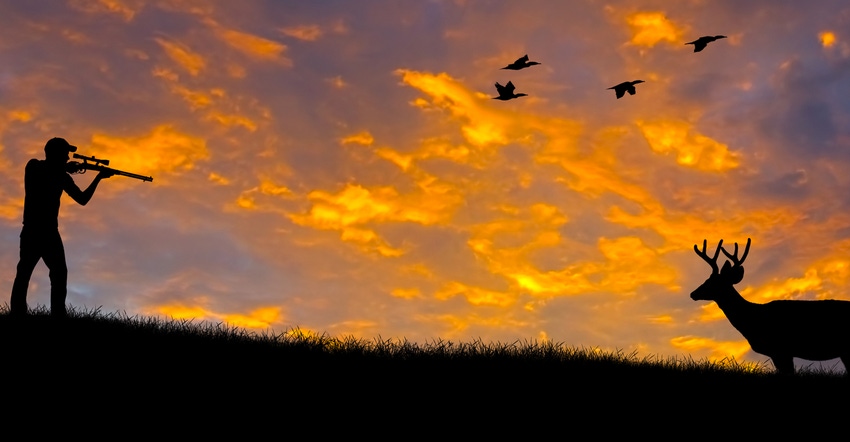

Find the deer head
[[690, 238, 751, 301]]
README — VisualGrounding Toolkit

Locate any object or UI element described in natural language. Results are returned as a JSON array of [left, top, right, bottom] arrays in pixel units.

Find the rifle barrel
[[113, 169, 154, 182], [79, 162, 153, 182]]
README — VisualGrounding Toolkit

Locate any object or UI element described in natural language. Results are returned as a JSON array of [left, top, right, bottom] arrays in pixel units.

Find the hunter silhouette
[[9, 137, 113, 318]]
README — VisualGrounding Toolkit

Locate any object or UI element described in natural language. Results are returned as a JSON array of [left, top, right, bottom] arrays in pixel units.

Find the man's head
[[44, 137, 77, 162]]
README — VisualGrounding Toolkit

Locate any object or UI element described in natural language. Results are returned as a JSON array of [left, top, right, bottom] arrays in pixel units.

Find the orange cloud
[[625, 11, 687, 47], [375, 138, 471, 171], [415, 311, 533, 340], [224, 306, 283, 329], [341, 131, 375, 146], [396, 69, 513, 148], [232, 178, 293, 211], [88, 125, 209, 183], [155, 37, 205, 76], [391, 288, 421, 299], [207, 112, 258, 131], [397, 69, 583, 165], [205, 19, 291, 64], [327, 76, 347, 88], [289, 176, 462, 256], [0, 197, 23, 221], [435, 281, 515, 307], [636, 120, 740, 172], [280, 25, 323, 41], [670, 335, 752, 362], [153, 304, 283, 330], [69, 0, 140, 21], [819, 31, 836, 48]]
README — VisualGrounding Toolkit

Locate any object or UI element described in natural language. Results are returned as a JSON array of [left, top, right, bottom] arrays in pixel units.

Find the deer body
[[691, 238, 850, 374]]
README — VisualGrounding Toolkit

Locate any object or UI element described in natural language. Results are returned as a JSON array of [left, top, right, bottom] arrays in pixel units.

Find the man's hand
[[97, 169, 115, 179]]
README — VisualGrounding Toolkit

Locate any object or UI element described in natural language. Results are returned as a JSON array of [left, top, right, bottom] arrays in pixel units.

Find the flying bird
[[493, 81, 527, 100], [685, 35, 727, 52], [607, 80, 644, 99], [501, 54, 541, 70]]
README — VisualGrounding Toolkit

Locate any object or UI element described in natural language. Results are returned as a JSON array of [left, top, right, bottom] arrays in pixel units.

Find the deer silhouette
[[691, 238, 850, 374]]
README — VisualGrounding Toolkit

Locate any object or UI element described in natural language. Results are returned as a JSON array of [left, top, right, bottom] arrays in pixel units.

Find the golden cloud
[[415, 311, 532, 340], [208, 172, 229, 185], [151, 71, 262, 131], [306, 180, 459, 228], [464, 199, 677, 298], [670, 335, 752, 362], [289, 175, 462, 256], [69, 0, 140, 21], [340, 131, 375, 146], [0, 197, 23, 221], [375, 138, 471, 171], [819, 31, 837, 48], [435, 281, 515, 307], [636, 120, 740, 172], [207, 112, 258, 131], [596, 236, 679, 292], [153, 304, 282, 329], [397, 69, 583, 169], [155, 37, 205, 76], [391, 288, 421, 299], [172, 86, 214, 109], [625, 11, 687, 47], [223, 306, 283, 329], [232, 178, 293, 212], [396, 70, 513, 148], [88, 125, 209, 182], [205, 19, 291, 64], [155, 303, 210, 320]]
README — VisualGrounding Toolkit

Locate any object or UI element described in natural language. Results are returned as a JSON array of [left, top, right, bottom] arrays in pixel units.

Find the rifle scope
[[73, 153, 109, 166]]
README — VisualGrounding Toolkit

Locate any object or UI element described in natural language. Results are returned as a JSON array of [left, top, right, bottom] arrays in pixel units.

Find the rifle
[[66, 153, 153, 182]]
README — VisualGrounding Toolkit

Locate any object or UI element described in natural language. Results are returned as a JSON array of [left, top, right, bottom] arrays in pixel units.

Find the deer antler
[[694, 239, 723, 274], [721, 238, 751, 267]]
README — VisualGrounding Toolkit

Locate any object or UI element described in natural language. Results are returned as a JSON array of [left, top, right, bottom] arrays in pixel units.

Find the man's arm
[[64, 170, 114, 206]]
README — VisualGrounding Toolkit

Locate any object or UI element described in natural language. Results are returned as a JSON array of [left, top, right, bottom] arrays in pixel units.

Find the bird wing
[[518, 54, 529, 63], [614, 87, 625, 99], [505, 81, 516, 94], [495, 82, 506, 94], [693, 42, 707, 52], [627, 86, 636, 95]]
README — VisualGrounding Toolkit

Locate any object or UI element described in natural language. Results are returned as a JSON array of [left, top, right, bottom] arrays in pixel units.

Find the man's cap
[[44, 137, 78, 154]]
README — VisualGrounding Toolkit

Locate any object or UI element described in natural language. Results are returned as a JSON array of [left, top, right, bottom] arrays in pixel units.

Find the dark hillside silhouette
[[1, 306, 846, 423], [691, 238, 850, 374]]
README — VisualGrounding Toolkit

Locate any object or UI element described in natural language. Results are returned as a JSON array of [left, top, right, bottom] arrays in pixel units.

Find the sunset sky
[[2, 0, 850, 371]]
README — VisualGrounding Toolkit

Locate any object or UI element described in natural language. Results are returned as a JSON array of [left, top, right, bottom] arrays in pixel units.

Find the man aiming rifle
[[8, 137, 147, 318], [66, 153, 153, 182]]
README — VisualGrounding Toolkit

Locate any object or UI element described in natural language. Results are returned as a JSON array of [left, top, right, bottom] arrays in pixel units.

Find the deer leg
[[771, 356, 795, 375]]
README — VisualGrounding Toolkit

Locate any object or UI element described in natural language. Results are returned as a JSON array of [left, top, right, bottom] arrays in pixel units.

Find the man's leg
[[40, 231, 67, 318], [10, 231, 42, 316]]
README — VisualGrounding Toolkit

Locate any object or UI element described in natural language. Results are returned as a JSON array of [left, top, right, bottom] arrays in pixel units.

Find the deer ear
[[720, 261, 745, 284], [730, 267, 745, 284]]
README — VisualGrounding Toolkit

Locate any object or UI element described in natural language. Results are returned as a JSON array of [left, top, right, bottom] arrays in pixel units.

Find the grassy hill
[[1, 305, 846, 435]]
